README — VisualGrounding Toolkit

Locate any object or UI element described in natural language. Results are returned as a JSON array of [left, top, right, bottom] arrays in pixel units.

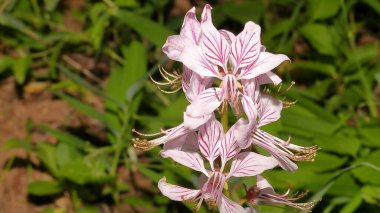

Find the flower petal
[[239, 52, 289, 80], [220, 125, 241, 164], [163, 35, 194, 61], [241, 94, 257, 122], [180, 7, 201, 44], [180, 45, 221, 78], [163, 132, 198, 152], [258, 95, 282, 127], [218, 194, 245, 213], [245, 207, 260, 213], [186, 88, 223, 117], [233, 118, 253, 149], [228, 152, 278, 178], [183, 67, 213, 103], [160, 150, 208, 175], [198, 117, 223, 163], [231, 21, 261, 72], [158, 177, 200, 201], [200, 4, 230, 68], [183, 112, 212, 130], [256, 175, 275, 194], [257, 71, 282, 85], [219, 29, 236, 45]]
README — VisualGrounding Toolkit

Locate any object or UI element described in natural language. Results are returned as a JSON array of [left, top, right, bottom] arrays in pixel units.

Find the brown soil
[[0, 77, 83, 212]]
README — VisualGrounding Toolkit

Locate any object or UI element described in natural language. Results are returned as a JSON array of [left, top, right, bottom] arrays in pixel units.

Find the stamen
[[132, 138, 157, 151], [132, 128, 165, 137], [282, 99, 298, 108], [150, 66, 182, 94]]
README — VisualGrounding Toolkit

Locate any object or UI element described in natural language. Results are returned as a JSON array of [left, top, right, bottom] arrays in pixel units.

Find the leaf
[[57, 159, 112, 184], [90, 13, 109, 51], [306, 152, 347, 172], [314, 133, 361, 157], [55, 92, 107, 125], [55, 143, 83, 168], [0, 13, 39, 40], [12, 56, 31, 84], [116, 10, 174, 46], [308, 0, 341, 21], [43, 0, 60, 11], [290, 61, 337, 77], [361, 185, 380, 205], [137, 163, 161, 183], [27, 180, 63, 196], [0, 56, 13, 74], [40, 126, 88, 150], [359, 125, 380, 148], [299, 24, 337, 56], [105, 41, 147, 133], [2, 138, 32, 151], [328, 174, 360, 197], [36, 143, 58, 176], [340, 193, 362, 213], [351, 151, 380, 185], [363, 0, 380, 15], [281, 110, 337, 136], [220, 1, 264, 23]]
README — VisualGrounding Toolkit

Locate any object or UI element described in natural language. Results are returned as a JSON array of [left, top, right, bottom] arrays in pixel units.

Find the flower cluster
[[133, 5, 319, 213]]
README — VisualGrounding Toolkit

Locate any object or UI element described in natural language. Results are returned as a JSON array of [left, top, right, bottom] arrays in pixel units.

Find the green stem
[[221, 102, 229, 133]]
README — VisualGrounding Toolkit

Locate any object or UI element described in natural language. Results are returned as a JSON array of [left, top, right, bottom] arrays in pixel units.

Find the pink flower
[[234, 83, 318, 172], [163, 5, 289, 124], [133, 8, 213, 150], [158, 118, 278, 212], [243, 175, 319, 212]]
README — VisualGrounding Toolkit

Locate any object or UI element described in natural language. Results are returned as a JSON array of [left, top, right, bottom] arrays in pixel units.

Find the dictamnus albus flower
[[158, 118, 278, 212], [163, 5, 289, 125], [242, 176, 320, 212]]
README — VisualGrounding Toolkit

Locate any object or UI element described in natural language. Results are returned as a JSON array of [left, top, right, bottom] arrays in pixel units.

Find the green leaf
[[137, 163, 161, 183], [220, 1, 264, 23], [281, 110, 337, 136], [361, 185, 380, 205], [0, 56, 13, 74], [340, 193, 362, 213], [116, 10, 174, 46], [105, 41, 147, 134], [40, 126, 88, 150], [363, 0, 380, 15], [314, 133, 361, 157], [55, 143, 83, 168], [299, 24, 337, 56], [28, 180, 63, 196], [0, 13, 40, 40], [90, 13, 109, 51], [329, 174, 360, 197], [351, 151, 380, 185], [307, 152, 347, 172], [12, 56, 31, 84], [2, 138, 32, 151], [36, 143, 58, 176], [308, 0, 340, 21], [55, 92, 107, 125], [291, 61, 337, 77], [43, 0, 60, 11], [57, 159, 112, 184], [359, 125, 380, 148]]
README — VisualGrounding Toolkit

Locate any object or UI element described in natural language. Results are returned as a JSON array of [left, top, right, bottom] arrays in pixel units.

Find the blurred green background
[[0, 0, 379, 212]]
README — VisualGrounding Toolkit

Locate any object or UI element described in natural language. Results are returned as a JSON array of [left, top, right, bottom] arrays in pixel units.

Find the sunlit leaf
[[299, 24, 337, 56], [28, 180, 63, 196]]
